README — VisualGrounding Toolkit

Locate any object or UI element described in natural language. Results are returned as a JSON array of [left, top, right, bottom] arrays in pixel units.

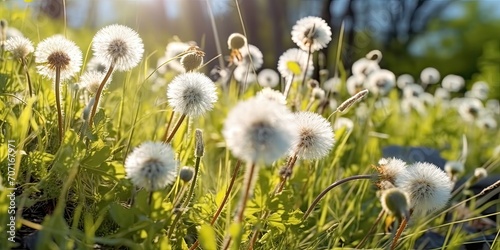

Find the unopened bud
[[179, 166, 195, 183], [195, 129, 204, 157], [380, 188, 410, 221], [337, 89, 369, 113]]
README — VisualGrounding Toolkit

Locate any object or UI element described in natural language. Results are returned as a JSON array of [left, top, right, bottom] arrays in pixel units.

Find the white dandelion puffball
[[256, 88, 287, 105], [291, 112, 335, 160], [291, 16, 332, 52], [234, 44, 263, 70], [366, 69, 395, 96], [486, 99, 499, 115], [397, 74, 414, 89], [441, 74, 464, 92], [222, 97, 297, 165], [346, 74, 366, 96], [167, 72, 218, 117], [403, 84, 424, 99], [351, 58, 380, 77], [434, 87, 450, 101], [78, 71, 112, 95], [35, 35, 82, 81], [420, 67, 440, 85], [333, 117, 354, 133], [257, 68, 280, 88], [125, 142, 178, 191], [377, 157, 408, 186], [164, 41, 191, 73], [92, 24, 144, 71], [395, 162, 453, 216], [476, 115, 497, 130], [470, 81, 489, 100], [323, 76, 341, 94], [5, 36, 34, 60], [277, 48, 314, 79], [457, 97, 483, 122]]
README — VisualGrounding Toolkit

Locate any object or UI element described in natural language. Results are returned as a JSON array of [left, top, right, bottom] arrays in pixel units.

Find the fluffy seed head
[[420, 67, 440, 85], [78, 71, 112, 95], [167, 72, 218, 117], [457, 98, 484, 122], [291, 16, 332, 52], [181, 46, 205, 72], [375, 158, 408, 189], [397, 74, 414, 89], [256, 88, 287, 106], [442, 74, 465, 92], [395, 162, 453, 216], [346, 74, 366, 95], [257, 68, 280, 88], [474, 167, 487, 180], [234, 44, 263, 70], [5, 36, 34, 60], [380, 188, 411, 220], [444, 161, 464, 177], [223, 97, 297, 165], [291, 112, 334, 159], [92, 24, 144, 71], [35, 35, 82, 81], [366, 69, 395, 96], [125, 142, 178, 191], [351, 58, 380, 77], [227, 33, 246, 50]]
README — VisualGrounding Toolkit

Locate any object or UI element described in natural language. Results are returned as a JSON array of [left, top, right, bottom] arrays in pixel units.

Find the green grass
[[1, 5, 499, 250]]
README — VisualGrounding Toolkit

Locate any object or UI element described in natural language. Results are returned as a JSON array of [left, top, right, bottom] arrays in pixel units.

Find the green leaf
[[109, 203, 135, 228], [198, 224, 217, 250]]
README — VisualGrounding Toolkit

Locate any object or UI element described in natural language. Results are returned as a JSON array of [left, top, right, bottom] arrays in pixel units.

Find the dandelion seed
[[395, 162, 453, 216], [222, 97, 297, 165], [256, 88, 287, 105], [337, 89, 369, 113], [291, 16, 332, 52], [420, 67, 440, 85], [277, 48, 313, 79], [380, 188, 410, 220], [444, 161, 464, 181], [442, 74, 465, 92], [375, 158, 408, 189], [346, 74, 366, 95], [78, 71, 112, 95], [366, 69, 395, 96], [257, 69, 280, 88], [92, 24, 144, 71], [5, 36, 34, 60], [291, 112, 334, 160], [125, 142, 178, 191], [35, 35, 82, 81], [167, 72, 218, 117], [397, 74, 414, 90], [351, 58, 380, 77]]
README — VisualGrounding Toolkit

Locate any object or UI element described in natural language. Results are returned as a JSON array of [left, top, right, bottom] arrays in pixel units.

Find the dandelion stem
[[165, 114, 186, 143], [302, 174, 374, 220], [189, 160, 242, 250], [161, 110, 176, 142], [167, 155, 201, 238], [283, 75, 295, 98], [275, 154, 299, 194], [356, 210, 385, 248], [390, 216, 408, 250], [88, 63, 114, 128], [22, 59, 33, 97], [55, 66, 64, 144]]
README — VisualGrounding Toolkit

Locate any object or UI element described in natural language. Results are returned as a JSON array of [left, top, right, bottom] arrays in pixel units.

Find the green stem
[[165, 114, 186, 143], [161, 110, 175, 142], [274, 153, 299, 194], [88, 63, 114, 128], [55, 66, 64, 144], [117, 75, 127, 141], [302, 174, 374, 220], [22, 59, 33, 97]]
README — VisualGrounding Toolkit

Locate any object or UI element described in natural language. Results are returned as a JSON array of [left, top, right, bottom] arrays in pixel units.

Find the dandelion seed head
[[395, 162, 453, 216], [78, 71, 112, 95], [442, 74, 464, 92], [457, 98, 483, 122], [434, 87, 450, 101], [397, 74, 414, 89], [366, 50, 383, 62], [92, 24, 144, 71], [234, 44, 263, 70], [5, 36, 34, 60], [420, 67, 440, 85], [346, 74, 366, 96], [277, 48, 314, 79], [35, 35, 82, 81], [444, 161, 464, 177], [291, 112, 334, 160], [86, 56, 109, 73], [351, 58, 380, 77], [403, 84, 424, 99], [256, 88, 287, 105], [376, 158, 408, 188], [125, 142, 178, 191], [164, 41, 192, 73], [257, 68, 280, 88], [223, 98, 297, 165], [291, 16, 332, 52], [227, 33, 246, 50], [167, 72, 218, 117], [366, 69, 395, 96], [470, 81, 489, 100], [311, 87, 326, 100], [474, 168, 487, 180], [323, 76, 341, 94], [476, 115, 497, 130], [333, 117, 354, 133]]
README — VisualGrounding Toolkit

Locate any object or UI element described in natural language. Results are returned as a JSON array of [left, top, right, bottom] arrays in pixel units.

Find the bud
[[311, 87, 325, 101], [179, 166, 195, 183], [195, 129, 204, 157], [444, 161, 464, 181], [337, 89, 369, 113], [474, 167, 487, 180], [181, 46, 205, 72], [227, 33, 246, 50], [380, 188, 410, 221], [307, 79, 319, 89]]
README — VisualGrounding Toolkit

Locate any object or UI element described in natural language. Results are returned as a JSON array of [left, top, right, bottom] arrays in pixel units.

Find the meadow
[[0, 2, 499, 250]]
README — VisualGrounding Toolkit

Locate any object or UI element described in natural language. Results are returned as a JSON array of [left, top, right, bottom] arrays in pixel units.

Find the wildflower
[[257, 69, 280, 88], [420, 67, 440, 85], [474, 168, 487, 180], [444, 161, 464, 181], [125, 142, 178, 191], [457, 98, 483, 123], [346, 74, 366, 95], [166, 72, 218, 117], [222, 97, 297, 164], [486, 99, 499, 115], [92, 24, 144, 71], [180, 46, 205, 72], [234, 44, 263, 70], [256, 88, 287, 105], [476, 115, 497, 130], [351, 58, 380, 77], [290, 112, 334, 159], [86, 56, 109, 73], [291, 16, 332, 52], [311, 87, 326, 101], [397, 74, 414, 89], [401, 97, 427, 116], [470, 81, 489, 100], [164, 41, 192, 73], [179, 166, 195, 183], [366, 69, 395, 96], [78, 71, 112, 95], [227, 33, 247, 50], [323, 76, 341, 95], [403, 84, 424, 99], [380, 188, 410, 220], [375, 158, 408, 189], [441, 74, 464, 92], [277, 48, 313, 79], [395, 162, 453, 216], [35, 35, 82, 81], [434, 88, 450, 101], [233, 67, 257, 85], [5, 36, 34, 60]]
